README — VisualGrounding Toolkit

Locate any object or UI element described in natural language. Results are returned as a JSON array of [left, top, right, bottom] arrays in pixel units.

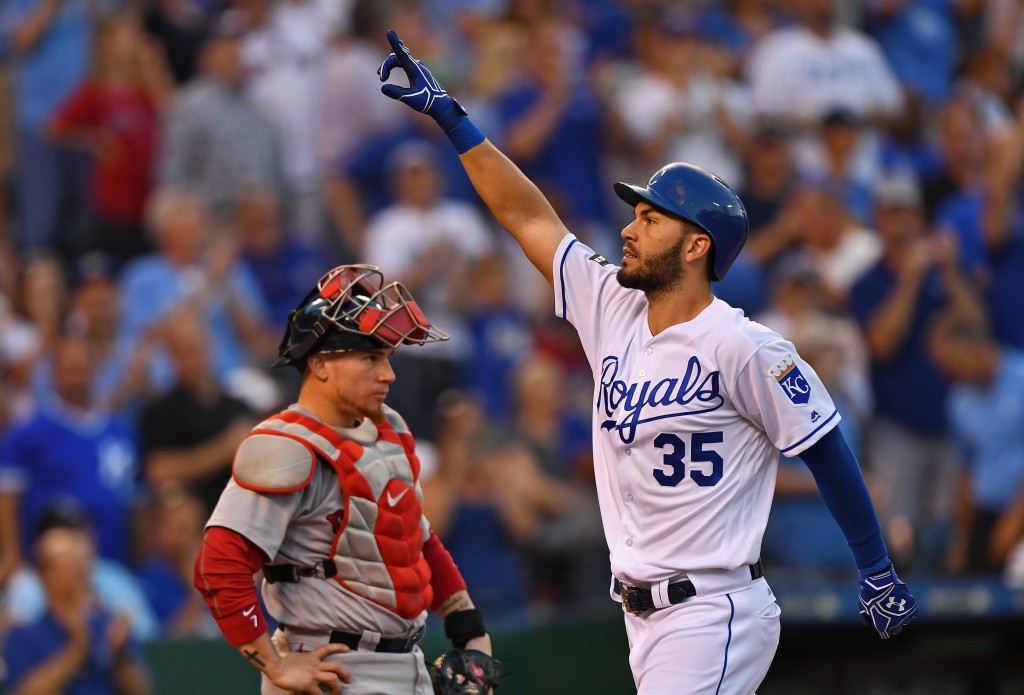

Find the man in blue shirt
[[930, 311, 1024, 574], [3, 514, 151, 695], [849, 176, 984, 571], [0, 334, 141, 570]]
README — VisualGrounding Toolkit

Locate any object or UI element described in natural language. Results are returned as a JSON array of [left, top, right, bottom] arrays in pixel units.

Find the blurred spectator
[[143, 0, 214, 85], [234, 187, 334, 325], [3, 505, 160, 642], [2, 513, 152, 695], [921, 98, 985, 221], [504, 353, 591, 482], [788, 181, 882, 307], [877, 89, 942, 180], [0, 333, 142, 573], [985, 0, 1024, 84], [966, 102, 1024, 351], [420, 393, 531, 618], [0, 253, 67, 421], [463, 251, 535, 421], [695, 0, 783, 58], [496, 19, 612, 249], [362, 140, 494, 439], [318, 0, 406, 168], [421, 391, 588, 617], [139, 309, 259, 515], [134, 485, 217, 638], [848, 174, 985, 571], [739, 126, 802, 273], [157, 22, 284, 219], [740, 126, 797, 240], [501, 353, 605, 605], [929, 311, 1024, 575], [237, 0, 336, 239], [865, 0, 959, 105], [2, 0, 95, 254], [794, 109, 878, 224], [30, 253, 149, 416], [611, 10, 752, 189], [117, 189, 277, 396], [324, 117, 480, 259], [954, 46, 1016, 138], [746, 0, 903, 131], [49, 12, 172, 264]]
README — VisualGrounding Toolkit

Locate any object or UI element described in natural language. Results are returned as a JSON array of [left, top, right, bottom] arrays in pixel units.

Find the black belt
[[329, 624, 425, 653], [281, 624, 426, 653], [614, 560, 764, 615]]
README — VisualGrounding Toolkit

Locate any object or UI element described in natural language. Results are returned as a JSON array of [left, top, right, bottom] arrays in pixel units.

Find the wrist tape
[[444, 608, 487, 648]]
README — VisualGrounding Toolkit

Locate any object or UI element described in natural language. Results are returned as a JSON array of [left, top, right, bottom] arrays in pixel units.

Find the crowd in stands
[[1, 0, 1024, 676]]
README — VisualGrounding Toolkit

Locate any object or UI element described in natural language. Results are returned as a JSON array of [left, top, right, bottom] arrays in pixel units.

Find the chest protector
[[251, 409, 433, 619]]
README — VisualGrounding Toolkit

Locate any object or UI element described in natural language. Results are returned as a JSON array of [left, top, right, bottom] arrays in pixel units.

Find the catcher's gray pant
[[624, 578, 780, 695], [263, 628, 433, 695]]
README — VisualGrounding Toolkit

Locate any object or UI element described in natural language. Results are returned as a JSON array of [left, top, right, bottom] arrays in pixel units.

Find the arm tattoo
[[243, 649, 266, 668], [437, 592, 474, 618]]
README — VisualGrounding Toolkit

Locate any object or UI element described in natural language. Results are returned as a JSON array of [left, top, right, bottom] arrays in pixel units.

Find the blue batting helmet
[[614, 163, 748, 281]]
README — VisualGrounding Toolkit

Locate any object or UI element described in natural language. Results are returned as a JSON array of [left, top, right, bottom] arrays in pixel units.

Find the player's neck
[[295, 390, 360, 429], [645, 284, 714, 336]]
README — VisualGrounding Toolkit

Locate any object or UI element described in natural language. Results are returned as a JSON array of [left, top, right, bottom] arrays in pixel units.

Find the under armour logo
[[886, 597, 906, 611]]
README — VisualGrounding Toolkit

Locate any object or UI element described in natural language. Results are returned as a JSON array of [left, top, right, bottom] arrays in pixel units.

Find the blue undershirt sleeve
[[797, 427, 890, 576]]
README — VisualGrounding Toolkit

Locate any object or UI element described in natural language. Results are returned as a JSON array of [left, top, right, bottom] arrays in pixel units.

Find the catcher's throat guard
[[274, 264, 449, 368]]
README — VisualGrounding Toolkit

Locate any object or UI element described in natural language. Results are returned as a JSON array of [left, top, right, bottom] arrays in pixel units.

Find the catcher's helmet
[[614, 162, 748, 281], [273, 264, 448, 369]]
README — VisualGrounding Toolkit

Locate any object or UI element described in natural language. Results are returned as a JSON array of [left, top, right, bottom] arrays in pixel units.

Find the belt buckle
[[620, 587, 644, 615], [403, 624, 426, 651]]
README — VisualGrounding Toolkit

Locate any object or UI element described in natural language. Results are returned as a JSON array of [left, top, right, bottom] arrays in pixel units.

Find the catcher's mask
[[273, 264, 449, 370]]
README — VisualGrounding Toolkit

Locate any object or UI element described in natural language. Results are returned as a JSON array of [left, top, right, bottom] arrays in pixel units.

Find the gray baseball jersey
[[207, 405, 429, 638]]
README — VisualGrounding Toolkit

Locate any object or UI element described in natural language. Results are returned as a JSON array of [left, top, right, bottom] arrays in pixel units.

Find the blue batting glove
[[378, 30, 466, 130], [858, 563, 920, 639]]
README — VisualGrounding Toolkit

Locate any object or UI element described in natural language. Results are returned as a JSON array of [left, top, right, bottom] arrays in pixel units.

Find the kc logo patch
[[769, 354, 811, 405]]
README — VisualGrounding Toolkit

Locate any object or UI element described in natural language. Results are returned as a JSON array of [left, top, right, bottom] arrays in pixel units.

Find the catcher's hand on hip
[[431, 648, 505, 695], [858, 563, 920, 639], [377, 29, 466, 128]]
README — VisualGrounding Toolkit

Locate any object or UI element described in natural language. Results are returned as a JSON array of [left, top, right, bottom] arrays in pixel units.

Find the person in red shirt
[[50, 12, 173, 263]]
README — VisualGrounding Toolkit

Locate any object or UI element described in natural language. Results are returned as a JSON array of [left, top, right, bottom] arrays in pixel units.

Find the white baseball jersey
[[553, 236, 841, 586]]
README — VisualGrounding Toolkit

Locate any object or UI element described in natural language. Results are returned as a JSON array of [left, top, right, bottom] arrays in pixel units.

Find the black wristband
[[444, 608, 487, 649]]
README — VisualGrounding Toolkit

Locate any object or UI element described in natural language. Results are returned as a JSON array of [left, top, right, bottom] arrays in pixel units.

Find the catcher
[[194, 264, 503, 695]]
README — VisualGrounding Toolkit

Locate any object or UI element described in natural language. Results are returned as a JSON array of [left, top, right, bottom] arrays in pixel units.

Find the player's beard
[[617, 237, 685, 294], [335, 389, 387, 426]]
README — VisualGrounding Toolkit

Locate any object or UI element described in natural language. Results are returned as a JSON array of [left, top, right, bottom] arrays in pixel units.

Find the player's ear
[[683, 230, 713, 268], [306, 353, 331, 382]]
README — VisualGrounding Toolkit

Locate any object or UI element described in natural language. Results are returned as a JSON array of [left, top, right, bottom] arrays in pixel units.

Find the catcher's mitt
[[431, 648, 504, 694]]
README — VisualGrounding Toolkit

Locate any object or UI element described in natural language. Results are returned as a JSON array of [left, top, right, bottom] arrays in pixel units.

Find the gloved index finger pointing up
[[377, 29, 415, 83]]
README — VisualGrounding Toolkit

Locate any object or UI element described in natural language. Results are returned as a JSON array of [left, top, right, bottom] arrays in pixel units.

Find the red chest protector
[[251, 409, 433, 619]]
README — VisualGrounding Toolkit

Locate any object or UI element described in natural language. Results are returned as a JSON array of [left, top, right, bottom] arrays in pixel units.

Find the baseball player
[[377, 30, 919, 694], [193, 264, 502, 695]]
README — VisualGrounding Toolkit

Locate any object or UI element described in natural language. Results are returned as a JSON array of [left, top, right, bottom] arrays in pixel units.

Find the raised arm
[[377, 30, 567, 285]]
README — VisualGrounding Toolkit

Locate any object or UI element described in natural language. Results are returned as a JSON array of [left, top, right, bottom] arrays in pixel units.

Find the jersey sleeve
[[732, 339, 841, 456], [206, 477, 306, 562], [551, 235, 642, 362]]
